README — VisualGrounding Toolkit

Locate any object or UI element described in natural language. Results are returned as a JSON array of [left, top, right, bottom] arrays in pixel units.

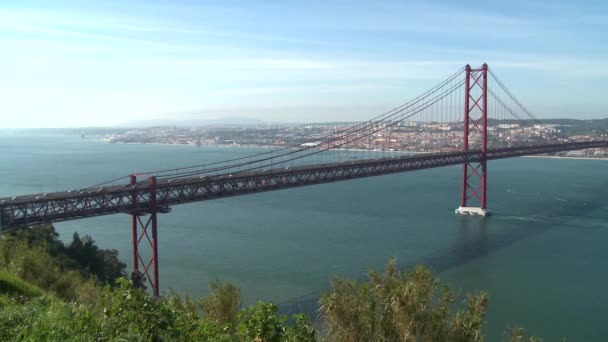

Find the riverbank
[[104, 139, 608, 160], [102, 139, 422, 154], [523, 155, 608, 161]]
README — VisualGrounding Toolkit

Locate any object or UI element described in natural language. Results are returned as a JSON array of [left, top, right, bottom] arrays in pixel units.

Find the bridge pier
[[130, 174, 160, 296], [455, 206, 491, 216], [456, 64, 491, 217]]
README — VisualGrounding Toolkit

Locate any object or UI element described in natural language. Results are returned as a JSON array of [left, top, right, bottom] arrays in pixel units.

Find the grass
[[0, 270, 44, 298]]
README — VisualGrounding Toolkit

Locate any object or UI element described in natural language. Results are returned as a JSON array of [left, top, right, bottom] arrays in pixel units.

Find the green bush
[[201, 279, 242, 330], [0, 238, 100, 302], [0, 275, 317, 341], [0, 225, 125, 287], [320, 259, 488, 342], [0, 226, 541, 341]]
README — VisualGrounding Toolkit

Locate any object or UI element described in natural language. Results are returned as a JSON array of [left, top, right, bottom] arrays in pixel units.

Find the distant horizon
[[2, 116, 608, 131]]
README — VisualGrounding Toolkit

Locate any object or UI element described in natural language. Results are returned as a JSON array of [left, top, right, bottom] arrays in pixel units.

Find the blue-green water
[[1, 132, 607, 340]]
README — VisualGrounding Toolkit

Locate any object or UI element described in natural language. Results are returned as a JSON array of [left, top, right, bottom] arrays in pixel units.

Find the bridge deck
[[1, 140, 607, 228]]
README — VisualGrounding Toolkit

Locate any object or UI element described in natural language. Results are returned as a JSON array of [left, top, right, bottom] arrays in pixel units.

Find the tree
[[66, 232, 126, 284], [0, 225, 125, 287]]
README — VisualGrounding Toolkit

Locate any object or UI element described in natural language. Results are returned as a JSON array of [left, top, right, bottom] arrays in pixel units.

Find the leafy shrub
[[0, 226, 541, 341], [201, 279, 242, 330], [320, 259, 488, 342], [0, 225, 125, 286]]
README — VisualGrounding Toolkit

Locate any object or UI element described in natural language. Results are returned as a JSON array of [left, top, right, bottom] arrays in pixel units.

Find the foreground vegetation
[[0, 225, 539, 341]]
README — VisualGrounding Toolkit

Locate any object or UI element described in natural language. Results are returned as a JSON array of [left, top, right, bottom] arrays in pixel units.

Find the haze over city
[[2, 0, 608, 128]]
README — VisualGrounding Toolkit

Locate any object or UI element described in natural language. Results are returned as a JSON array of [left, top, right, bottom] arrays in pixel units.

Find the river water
[[1, 132, 607, 340]]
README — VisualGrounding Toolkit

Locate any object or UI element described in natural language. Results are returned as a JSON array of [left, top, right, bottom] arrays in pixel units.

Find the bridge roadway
[[2, 140, 607, 228]]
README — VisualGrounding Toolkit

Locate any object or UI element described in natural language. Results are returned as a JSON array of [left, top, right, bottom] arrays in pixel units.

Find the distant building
[[566, 150, 585, 157], [497, 124, 519, 129]]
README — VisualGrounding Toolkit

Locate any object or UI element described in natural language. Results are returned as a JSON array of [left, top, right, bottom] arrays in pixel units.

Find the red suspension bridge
[[1, 64, 607, 295]]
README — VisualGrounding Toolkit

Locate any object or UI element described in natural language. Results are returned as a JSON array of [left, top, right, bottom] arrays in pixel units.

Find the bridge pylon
[[456, 64, 491, 216], [130, 174, 160, 296]]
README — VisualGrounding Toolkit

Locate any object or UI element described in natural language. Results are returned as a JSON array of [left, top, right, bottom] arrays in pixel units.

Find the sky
[[1, 0, 607, 128]]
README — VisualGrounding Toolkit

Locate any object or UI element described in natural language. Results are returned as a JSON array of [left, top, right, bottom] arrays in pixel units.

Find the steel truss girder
[[2, 140, 608, 228]]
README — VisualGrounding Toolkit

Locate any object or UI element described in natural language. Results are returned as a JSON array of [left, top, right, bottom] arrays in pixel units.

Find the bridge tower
[[130, 174, 160, 296], [456, 64, 491, 216]]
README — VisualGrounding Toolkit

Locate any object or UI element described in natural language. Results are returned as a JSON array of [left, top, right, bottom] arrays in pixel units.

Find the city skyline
[[2, 0, 608, 128]]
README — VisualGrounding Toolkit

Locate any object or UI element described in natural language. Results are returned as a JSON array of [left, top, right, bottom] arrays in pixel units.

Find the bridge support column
[[130, 175, 138, 273], [130, 175, 160, 296], [456, 64, 491, 217]]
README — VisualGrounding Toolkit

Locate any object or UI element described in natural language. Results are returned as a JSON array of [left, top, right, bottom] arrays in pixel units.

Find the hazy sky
[[1, 0, 607, 128]]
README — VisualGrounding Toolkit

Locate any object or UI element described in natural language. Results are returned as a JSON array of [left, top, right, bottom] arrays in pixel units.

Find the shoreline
[[101, 140, 420, 154], [100, 140, 608, 160], [522, 155, 608, 161]]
